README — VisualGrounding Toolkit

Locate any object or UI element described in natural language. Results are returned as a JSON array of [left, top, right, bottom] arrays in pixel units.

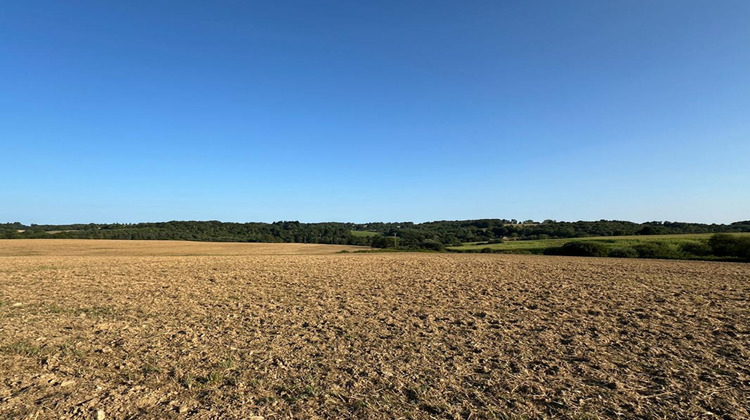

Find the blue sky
[[2, 1, 748, 224]]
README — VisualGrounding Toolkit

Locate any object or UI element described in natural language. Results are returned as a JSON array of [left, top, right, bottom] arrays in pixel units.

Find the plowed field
[[1, 240, 748, 419]]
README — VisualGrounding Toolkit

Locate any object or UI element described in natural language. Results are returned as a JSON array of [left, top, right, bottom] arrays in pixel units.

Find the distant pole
[[393, 233, 397, 248]]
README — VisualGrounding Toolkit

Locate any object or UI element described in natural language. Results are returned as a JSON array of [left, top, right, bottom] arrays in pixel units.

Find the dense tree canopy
[[3, 219, 750, 250]]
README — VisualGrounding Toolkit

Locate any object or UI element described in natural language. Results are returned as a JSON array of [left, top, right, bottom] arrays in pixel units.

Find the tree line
[[2, 219, 750, 250]]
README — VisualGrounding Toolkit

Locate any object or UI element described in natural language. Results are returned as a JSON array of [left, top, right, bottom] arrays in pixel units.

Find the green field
[[350, 230, 380, 238], [448, 233, 750, 254]]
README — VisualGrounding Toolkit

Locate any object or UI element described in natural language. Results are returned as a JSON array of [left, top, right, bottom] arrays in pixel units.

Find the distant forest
[[2, 219, 750, 250]]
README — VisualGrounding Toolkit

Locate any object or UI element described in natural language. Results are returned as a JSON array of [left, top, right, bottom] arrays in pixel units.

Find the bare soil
[[1, 240, 748, 419], [0, 239, 367, 257]]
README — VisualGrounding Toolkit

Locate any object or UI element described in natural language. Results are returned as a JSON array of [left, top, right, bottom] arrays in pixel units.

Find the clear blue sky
[[2, 1, 748, 224]]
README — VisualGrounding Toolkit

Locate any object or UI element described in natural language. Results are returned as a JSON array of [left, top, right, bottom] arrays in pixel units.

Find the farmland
[[349, 230, 380, 238], [0, 239, 366, 257], [1, 240, 748, 419]]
